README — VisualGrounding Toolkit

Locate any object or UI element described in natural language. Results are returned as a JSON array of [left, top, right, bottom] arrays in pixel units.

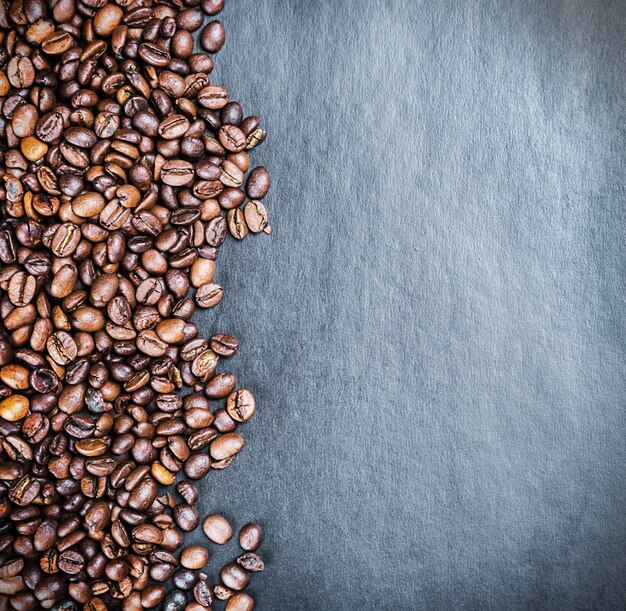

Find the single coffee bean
[[198, 85, 229, 109], [202, 514, 232, 544], [239, 523, 263, 552], [0, 364, 30, 390], [204, 372, 237, 399], [93, 4, 124, 37], [158, 114, 191, 140], [215, 584, 235, 601], [237, 552, 265, 572], [161, 160, 195, 187], [220, 562, 249, 591], [184, 452, 212, 479], [210, 433, 245, 461], [219, 124, 246, 153], [174, 504, 199, 532], [246, 166, 271, 199], [0, 395, 30, 422], [180, 545, 208, 569], [176, 481, 198, 505], [201, 20, 226, 53], [226, 389, 256, 422], [210, 333, 239, 357], [195, 282, 224, 308], [173, 568, 197, 589], [42, 31, 74, 55], [225, 592, 255, 611], [47, 332, 77, 365], [244, 200, 270, 233], [163, 589, 188, 611], [193, 575, 214, 606]]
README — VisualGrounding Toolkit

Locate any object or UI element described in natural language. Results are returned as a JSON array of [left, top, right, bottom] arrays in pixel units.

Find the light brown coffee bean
[[202, 514, 232, 544], [0, 395, 29, 421], [227, 209, 248, 240], [195, 282, 224, 308], [244, 200, 269, 233], [225, 592, 255, 611], [210, 433, 244, 461], [226, 389, 256, 423], [180, 545, 208, 569]]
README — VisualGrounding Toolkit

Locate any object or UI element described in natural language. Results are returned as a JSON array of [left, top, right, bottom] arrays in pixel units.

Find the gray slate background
[[194, 1, 626, 608]]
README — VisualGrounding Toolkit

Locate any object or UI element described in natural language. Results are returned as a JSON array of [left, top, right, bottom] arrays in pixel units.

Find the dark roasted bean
[[0, 2, 271, 606], [201, 20, 226, 53]]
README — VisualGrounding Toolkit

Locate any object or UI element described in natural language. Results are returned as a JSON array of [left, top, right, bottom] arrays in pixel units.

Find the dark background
[[193, 1, 626, 608]]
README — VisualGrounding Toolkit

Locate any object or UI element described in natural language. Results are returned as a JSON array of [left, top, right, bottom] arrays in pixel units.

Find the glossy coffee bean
[[180, 545, 209, 569], [221, 562, 249, 591], [201, 21, 226, 53], [239, 523, 263, 551], [225, 592, 255, 611], [0, 0, 272, 605], [202, 514, 232, 544]]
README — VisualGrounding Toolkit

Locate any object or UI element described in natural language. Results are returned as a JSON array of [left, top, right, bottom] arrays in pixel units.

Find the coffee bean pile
[[0, 0, 271, 607]]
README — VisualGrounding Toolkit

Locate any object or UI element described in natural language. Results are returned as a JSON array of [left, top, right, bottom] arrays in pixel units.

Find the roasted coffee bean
[[237, 552, 265, 572], [205, 372, 237, 399], [198, 85, 229, 109], [173, 568, 197, 589], [246, 166, 271, 199], [161, 160, 194, 187], [181, 545, 208, 569], [176, 481, 199, 505], [203, 0, 225, 15], [202, 514, 232, 544], [221, 562, 250, 591], [163, 589, 188, 611], [210, 333, 239, 356], [244, 200, 269, 233], [159, 114, 191, 140], [219, 124, 246, 152], [0, 395, 29, 422], [174, 504, 199, 532], [194, 574, 214, 606], [184, 452, 211, 479], [228, 208, 249, 240], [225, 592, 255, 611], [210, 433, 245, 461], [195, 282, 224, 308], [93, 4, 123, 37], [239, 523, 263, 552], [201, 20, 226, 53], [0, 1, 271, 606], [226, 389, 256, 422], [47, 332, 77, 365]]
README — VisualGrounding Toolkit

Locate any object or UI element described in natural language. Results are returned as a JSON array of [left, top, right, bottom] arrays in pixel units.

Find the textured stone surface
[[193, 1, 626, 608]]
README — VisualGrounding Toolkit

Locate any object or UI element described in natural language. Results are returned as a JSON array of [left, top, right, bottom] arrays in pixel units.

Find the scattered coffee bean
[[203, 514, 233, 544], [226, 592, 255, 611], [0, 0, 270, 607], [180, 545, 209, 569], [221, 562, 250, 591], [201, 20, 226, 53], [239, 523, 263, 551], [237, 552, 265, 572]]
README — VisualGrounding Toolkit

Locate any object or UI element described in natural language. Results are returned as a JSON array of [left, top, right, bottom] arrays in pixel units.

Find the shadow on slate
[[188, 0, 626, 609]]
